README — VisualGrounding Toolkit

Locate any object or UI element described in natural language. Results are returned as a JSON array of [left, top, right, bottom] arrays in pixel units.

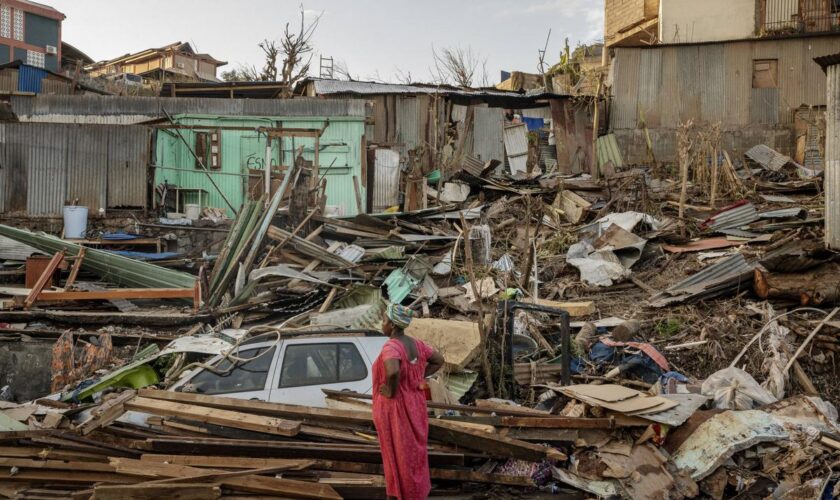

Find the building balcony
[[761, 0, 840, 36]]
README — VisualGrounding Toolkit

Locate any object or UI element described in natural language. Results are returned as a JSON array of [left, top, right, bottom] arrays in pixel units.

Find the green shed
[[152, 114, 367, 217]]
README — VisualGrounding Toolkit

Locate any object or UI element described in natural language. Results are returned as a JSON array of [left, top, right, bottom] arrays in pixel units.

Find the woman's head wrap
[[385, 302, 414, 329]]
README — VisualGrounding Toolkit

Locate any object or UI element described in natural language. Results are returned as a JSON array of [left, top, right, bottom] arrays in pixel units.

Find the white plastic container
[[63, 206, 88, 239], [185, 203, 201, 220]]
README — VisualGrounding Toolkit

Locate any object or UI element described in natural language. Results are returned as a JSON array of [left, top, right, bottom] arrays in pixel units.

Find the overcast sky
[[49, 0, 605, 84]]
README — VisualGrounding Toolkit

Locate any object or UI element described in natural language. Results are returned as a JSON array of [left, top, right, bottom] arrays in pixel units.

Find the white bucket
[[185, 204, 201, 220], [63, 206, 88, 239]]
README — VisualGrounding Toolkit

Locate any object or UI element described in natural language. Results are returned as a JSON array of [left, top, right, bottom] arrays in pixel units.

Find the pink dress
[[372, 337, 434, 500]]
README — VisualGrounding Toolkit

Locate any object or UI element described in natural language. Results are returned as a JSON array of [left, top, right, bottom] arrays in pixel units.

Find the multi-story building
[[0, 0, 63, 72], [605, 0, 840, 163], [86, 42, 227, 85]]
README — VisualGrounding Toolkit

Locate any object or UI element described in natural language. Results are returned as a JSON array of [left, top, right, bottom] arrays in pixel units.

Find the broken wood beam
[[91, 483, 221, 500], [108, 457, 340, 500], [754, 264, 840, 306], [428, 419, 566, 462], [123, 396, 301, 437]]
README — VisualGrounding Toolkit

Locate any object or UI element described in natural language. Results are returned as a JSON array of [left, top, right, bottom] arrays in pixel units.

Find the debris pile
[[0, 135, 838, 498]]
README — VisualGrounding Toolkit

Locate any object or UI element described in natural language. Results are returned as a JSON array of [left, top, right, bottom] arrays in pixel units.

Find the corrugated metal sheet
[[638, 49, 663, 127], [0, 234, 41, 260], [10, 95, 367, 124], [613, 37, 840, 134], [0, 123, 150, 215], [372, 149, 400, 212], [307, 78, 558, 98], [699, 44, 725, 122], [472, 106, 504, 162], [17, 65, 47, 93], [649, 253, 756, 307], [724, 43, 752, 126], [678, 46, 701, 122], [702, 202, 760, 230], [396, 96, 419, 150], [826, 63, 840, 249], [610, 48, 640, 130], [596, 134, 624, 170], [503, 123, 529, 174], [745, 144, 800, 170]]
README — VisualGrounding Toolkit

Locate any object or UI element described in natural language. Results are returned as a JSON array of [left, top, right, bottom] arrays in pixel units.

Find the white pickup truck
[[169, 332, 389, 408]]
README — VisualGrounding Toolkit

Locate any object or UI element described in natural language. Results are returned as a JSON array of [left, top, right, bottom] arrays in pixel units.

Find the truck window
[[186, 346, 275, 395], [279, 343, 367, 388]]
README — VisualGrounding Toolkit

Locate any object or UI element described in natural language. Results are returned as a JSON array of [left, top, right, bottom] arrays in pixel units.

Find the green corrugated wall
[[153, 114, 366, 217]]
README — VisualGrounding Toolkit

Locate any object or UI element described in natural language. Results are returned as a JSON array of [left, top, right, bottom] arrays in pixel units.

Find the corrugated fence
[[10, 95, 367, 124], [0, 123, 150, 215], [611, 37, 839, 130]]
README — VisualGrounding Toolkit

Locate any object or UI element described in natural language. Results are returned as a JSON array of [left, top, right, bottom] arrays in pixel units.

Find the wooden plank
[[141, 454, 315, 471], [124, 397, 300, 437], [138, 389, 373, 426], [428, 420, 566, 462], [0, 458, 115, 473], [24, 252, 64, 308], [526, 298, 595, 317], [430, 468, 536, 487], [37, 288, 196, 302], [142, 437, 464, 466], [92, 483, 221, 500], [0, 446, 108, 463], [109, 458, 340, 500], [498, 416, 615, 429], [64, 247, 86, 289], [76, 390, 136, 436], [0, 467, 136, 485]]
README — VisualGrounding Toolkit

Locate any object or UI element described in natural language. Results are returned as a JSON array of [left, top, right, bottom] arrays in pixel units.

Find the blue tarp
[[521, 117, 545, 131], [101, 232, 141, 241]]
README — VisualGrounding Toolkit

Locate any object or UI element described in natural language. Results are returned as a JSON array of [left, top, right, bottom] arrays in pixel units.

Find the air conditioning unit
[[176, 62, 184, 69], [45, 45, 57, 55]]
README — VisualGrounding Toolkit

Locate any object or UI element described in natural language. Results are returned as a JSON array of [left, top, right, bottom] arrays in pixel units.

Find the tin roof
[[815, 52, 840, 71], [298, 78, 570, 104]]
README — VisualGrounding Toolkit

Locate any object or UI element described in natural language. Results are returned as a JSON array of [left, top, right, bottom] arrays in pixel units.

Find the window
[[279, 343, 368, 388], [12, 9, 22, 41], [194, 129, 221, 170], [185, 346, 275, 395], [753, 59, 778, 89], [0, 7, 10, 39], [26, 50, 44, 69]]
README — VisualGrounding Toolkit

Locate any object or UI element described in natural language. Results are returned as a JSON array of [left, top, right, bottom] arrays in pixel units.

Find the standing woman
[[373, 303, 445, 500]]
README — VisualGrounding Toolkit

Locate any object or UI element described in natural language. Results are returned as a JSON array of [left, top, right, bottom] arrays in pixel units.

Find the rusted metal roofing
[[815, 52, 840, 70], [701, 201, 760, 231], [0, 123, 150, 215], [649, 253, 756, 307], [745, 144, 801, 171]]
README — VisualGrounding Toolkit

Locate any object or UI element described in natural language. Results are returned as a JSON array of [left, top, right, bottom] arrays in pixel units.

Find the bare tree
[[394, 67, 414, 85], [221, 65, 260, 82], [258, 40, 279, 81], [239, 7, 322, 93], [277, 8, 322, 96], [333, 60, 355, 81], [430, 45, 488, 88]]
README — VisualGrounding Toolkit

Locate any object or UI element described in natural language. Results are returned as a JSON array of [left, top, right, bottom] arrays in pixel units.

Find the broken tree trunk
[[754, 263, 840, 306]]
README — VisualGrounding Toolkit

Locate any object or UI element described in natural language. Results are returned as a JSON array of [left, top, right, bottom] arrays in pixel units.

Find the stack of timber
[[0, 388, 584, 499]]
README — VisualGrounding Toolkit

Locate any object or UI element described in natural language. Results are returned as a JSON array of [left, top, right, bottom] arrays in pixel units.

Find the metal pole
[[161, 108, 237, 215], [264, 136, 273, 201]]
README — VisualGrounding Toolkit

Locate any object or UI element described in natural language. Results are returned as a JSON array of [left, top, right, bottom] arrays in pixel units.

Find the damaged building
[[605, 0, 840, 164]]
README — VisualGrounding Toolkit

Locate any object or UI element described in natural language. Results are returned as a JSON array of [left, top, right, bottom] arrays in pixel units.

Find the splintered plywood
[[559, 385, 679, 415], [405, 318, 481, 371], [527, 298, 596, 317]]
